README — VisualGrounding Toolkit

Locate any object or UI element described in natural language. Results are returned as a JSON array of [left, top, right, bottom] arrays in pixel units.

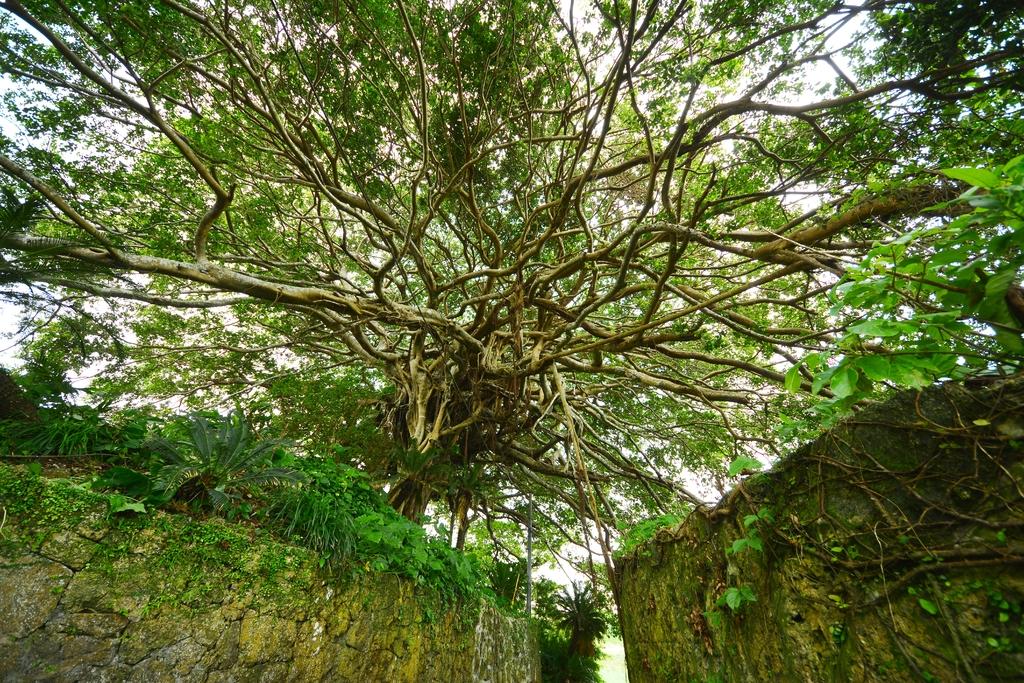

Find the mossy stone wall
[[0, 467, 539, 682], [618, 380, 1024, 682]]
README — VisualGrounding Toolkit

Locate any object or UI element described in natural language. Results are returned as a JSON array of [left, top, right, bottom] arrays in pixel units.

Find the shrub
[[146, 410, 305, 511], [534, 579, 612, 683], [0, 404, 155, 458], [537, 616, 603, 683], [269, 455, 485, 600]]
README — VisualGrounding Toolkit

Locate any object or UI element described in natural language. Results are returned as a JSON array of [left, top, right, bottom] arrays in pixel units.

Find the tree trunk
[[387, 477, 433, 521], [451, 488, 472, 549], [0, 368, 37, 421]]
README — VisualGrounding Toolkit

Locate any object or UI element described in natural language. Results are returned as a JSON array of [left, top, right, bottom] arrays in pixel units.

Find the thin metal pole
[[526, 494, 533, 617]]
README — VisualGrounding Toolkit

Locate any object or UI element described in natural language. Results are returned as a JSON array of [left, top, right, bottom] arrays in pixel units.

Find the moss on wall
[[618, 380, 1024, 682], [0, 466, 540, 682]]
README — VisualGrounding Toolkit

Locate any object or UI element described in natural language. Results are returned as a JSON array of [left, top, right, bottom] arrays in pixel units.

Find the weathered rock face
[[0, 468, 539, 682], [619, 380, 1024, 682]]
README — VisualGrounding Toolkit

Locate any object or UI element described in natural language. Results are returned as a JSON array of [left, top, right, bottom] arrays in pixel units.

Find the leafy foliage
[[538, 627, 602, 683], [268, 455, 485, 600], [144, 411, 305, 511], [0, 366, 153, 458], [785, 157, 1024, 432], [554, 582, 612, 658], [0, 405, 109, 456], [715, 585, 757, 613], [0, 397, 490, 601], [0, 188, 42, 237], [486, 558, 529, 610], [533, 578, 613, 683]]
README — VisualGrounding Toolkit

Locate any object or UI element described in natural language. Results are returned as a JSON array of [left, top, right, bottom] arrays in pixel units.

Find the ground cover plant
[[0, 375, 489, 601]]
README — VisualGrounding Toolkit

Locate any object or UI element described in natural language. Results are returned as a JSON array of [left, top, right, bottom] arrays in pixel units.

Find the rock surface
[[618, 380, 1024, 682], [0, 468, 539, 682]]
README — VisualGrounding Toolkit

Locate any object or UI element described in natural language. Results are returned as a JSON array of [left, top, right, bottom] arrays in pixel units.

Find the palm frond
[[230, 467, 307, 491], [208, 487, 232, 510], [0, 191, 44, 238], [154, 464, 201, 495], [223, 410, 248, 458], [188, 414, 214, 461], [145, 437, 188, 465], [148, 409, 303, 512]]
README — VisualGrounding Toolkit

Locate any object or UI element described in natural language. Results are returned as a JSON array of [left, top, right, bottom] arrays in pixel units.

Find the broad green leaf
[[984, 268, 1018, 298], [887, 357, 933, 388], [995, 328, 1024, 353], [967, 195, 1001, 209], [856, 356, 891, 382], [941, 167, 1001, 188], [784, 365, 802, 393], [728, 455, 761, 477], [848, 319, 911, 337], [830, 366, 859, 399], [812, 366, 837, 396], [108, 495, 147, 515]]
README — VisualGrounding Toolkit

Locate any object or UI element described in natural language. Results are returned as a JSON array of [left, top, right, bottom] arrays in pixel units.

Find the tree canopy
[[1, 0, 1022, 569]]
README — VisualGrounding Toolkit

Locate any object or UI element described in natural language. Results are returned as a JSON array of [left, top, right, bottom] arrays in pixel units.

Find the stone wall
[[0, 467, 539, 682], [618, 380, 1024, 682]]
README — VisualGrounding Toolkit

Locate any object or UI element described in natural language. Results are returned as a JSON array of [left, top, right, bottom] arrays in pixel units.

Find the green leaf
[[93, 466, 153, 498], [994, 328, 1024, 354], [941, 167, 1001, 188], [108, 494, 147, 515], [847, 319, 907, 338], [918, 598, 939, 615], [784, 365, 802, 393], [856, 356, 891, 382], [812, 366, 836, 396], [728, 455, 761, 477], [887, 356, 932, 388], [916, 312, 960, 325], [984, 268, 1017, 298], [968, 195, 1001, 209], [830, 366, 859, 399]]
